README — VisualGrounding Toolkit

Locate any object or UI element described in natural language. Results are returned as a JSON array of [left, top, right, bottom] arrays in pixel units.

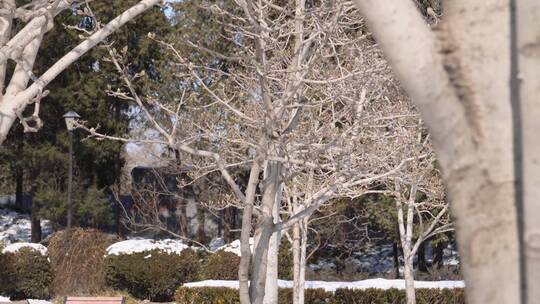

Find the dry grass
[[48, 228, 120, 297]]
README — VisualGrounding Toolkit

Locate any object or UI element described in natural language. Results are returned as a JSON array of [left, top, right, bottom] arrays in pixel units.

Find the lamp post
[[63, 111, 80, 229]]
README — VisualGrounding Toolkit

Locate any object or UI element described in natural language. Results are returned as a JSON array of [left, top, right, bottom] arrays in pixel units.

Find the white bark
[[250, 162, 281, 304], [292, 223, 301, 304], [403, 253, 416, 304], [239, 161, 261, 304], [517, 1, 540, 302], [263, 179, 282, 304], [397, 185, 417, 304], [352, 1, 521, 303], [299, 221, 307, 304]]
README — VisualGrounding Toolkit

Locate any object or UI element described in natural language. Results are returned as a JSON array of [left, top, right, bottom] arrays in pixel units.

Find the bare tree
[[75, 2, 454, 304], [0, 0, 161, 144], [383, 114, 450, 304]]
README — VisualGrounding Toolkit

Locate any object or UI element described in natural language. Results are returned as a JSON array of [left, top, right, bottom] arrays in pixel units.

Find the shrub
[[333, 288, 465, 304], [416, 288, 466, 304], [175, 287, 240, 304], [105, 248, 200, 301], [0, 252, 15, 297], [278, 239, 294, 280], [2, 248, 53, 300], [201, 250, 240, 280], [175, 287, 466, 304], [48, 228, 120, 296], [277, 288, 334, 304]]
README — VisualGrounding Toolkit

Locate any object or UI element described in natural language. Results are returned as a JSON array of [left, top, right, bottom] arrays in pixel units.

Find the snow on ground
[[105, 238, 189, 256], [0, 299, 54, 304], [216, 238, 254, 256], [27, 300, 52, 304], [2, 242, 48, 256], [208, 237, 225, 251], [183, 279, 465, 292], [0, 209, 52, 245]]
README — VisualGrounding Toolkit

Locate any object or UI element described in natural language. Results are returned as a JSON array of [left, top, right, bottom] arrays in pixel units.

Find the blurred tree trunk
[[352, 1, 531, 303], [417, 241, 428, 272], [432, 239, 445, 269], [393, 241, 400, 279]]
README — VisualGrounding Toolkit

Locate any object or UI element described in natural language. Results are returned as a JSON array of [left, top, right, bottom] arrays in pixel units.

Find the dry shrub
[[48, 228, 120, 296]]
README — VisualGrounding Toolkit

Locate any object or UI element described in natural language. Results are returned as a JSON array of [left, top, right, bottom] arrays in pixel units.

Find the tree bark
[[516, 1, 540, 302], [250, 162, 281, 304], [352, 1, 521, 303], [292, 222, 301, 304], [239, 161, 261, 304], [263, 179, 282, 304], [299, 221, 307, 304], [30, 211, 41, 243], [403, 253, 416, 304]]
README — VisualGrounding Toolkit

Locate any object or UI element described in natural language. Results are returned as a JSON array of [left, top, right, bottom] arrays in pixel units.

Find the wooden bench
[[64, 297, 125, 304]]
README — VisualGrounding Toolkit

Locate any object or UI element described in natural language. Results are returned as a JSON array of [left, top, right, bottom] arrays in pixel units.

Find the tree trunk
[[15, 166, 23, 209], [30, 211, 41, 243], [292, 218, 307, 304], [352, 1, 521, 303], [250, 162, 281, 304], [239, 162, 261, 304], [417, 241, 428, 272], [517, 1, 540, 302], [292, 223, 301, 304], [263, 179, 282, 304], [403, 253, 416, 304], [432, 240, 445, 269], [299, 220, 307, 304], [393, 241, 400, 279], [196, 207, 206, 243]]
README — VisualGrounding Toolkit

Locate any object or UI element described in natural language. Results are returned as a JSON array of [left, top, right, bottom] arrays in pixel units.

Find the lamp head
[[63, 111, 81, 131]]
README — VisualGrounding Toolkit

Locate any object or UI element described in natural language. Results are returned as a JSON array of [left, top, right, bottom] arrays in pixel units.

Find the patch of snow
[[183, 279, 465, 292], [0, 209, 52, 245], [442, 246, 460, 266], [27, 300, 52, 304], [2, 242, 48, 256], [0, 296, 10, 302], [105, 239, 189, 256], [215, 238, 254, 256], [307, 259, 336, 271], [208, 237, 225, 251]]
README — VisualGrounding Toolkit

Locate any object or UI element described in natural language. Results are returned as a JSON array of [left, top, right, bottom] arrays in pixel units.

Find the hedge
[[175, 286, 466, 304], [0, 252, 15, 296], [0, 248, 53, 300], [201, 250, 240, 280], [105, 248, 200, 301]]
